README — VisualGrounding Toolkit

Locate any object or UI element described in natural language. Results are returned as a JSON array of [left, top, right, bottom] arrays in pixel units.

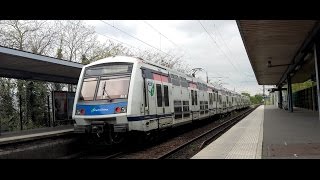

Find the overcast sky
[[84, 20, 271, 95]]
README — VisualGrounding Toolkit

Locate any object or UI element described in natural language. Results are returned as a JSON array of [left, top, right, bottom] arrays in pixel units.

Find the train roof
[[84, 56, 139, 68], [86, 56, 241, 95]]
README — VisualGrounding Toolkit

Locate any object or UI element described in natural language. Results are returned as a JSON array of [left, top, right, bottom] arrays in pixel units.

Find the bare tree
[[57, 20, 97, 62], [80, 40, 136, 65], [0, 20, 41, 50], [0, 20, 57, 129], [135, 49, 190, 73], [26, 21, 59, 56]]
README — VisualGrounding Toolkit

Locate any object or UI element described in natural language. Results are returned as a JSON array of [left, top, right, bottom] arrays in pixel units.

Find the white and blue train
[[72, 56, 250, 144]]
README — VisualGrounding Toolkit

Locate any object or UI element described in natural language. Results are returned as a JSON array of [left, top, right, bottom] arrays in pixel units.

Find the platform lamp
[[267, 57, 292, 68]]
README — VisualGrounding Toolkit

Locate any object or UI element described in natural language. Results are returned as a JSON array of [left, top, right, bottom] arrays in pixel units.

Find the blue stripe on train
[[127, 113, 173, 121], [76, 102, 128, 115]]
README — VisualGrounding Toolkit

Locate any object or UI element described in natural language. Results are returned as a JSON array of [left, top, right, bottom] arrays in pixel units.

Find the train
[[72, 56, 251, 144]]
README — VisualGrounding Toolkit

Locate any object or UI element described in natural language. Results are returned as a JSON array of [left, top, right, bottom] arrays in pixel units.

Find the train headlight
[[76, 109, 85, 115], [115, 107, 121, 113], [121, 107, 126, 113]]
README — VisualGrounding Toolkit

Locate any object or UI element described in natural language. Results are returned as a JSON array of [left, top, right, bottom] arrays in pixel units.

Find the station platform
[[192, 105, 264, 159], [0, 125, 74, 145], [263, 105, 320, 158], [192, 105, 320, 159]]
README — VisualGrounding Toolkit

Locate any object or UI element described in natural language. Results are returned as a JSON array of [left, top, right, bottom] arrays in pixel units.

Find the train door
[[218, 93, 222, 114], [215, 91, 218, 114], [144, 76, 159, 131], [190, 88, 199, 120], [214, 91, 217, 114], [154, 74, 172, 128], [208, 92, 212, 116], [211, 91, 216, 115], [144, 73, 156, 116]]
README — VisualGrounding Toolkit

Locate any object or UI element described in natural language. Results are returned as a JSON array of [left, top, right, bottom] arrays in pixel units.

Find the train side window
[[142, 75, 148, 108], [195, 91, 198, 105], [164, 85, 169, 106], [174, 100, 182, 119], [191, 90, 194, 105], [212, 93, 214, 104], [205, 101, 208, 110], [156, 84, 162, 107], [183, 101, 189, 111]]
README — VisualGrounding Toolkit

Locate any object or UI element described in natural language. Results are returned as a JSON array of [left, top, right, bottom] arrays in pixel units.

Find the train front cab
[[72, 58, 139, 143]]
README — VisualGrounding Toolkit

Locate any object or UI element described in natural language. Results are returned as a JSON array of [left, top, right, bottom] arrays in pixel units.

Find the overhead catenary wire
[[143, 20, 180, 48], [143, 20, 230, 82], [142, 20, 196, 65], [100, 20, 175, 59], [210, 21, 242, 69], [198, 20, 252, 92], [96, 20, 251, 93], [198, 20, 244, 78], [95, 31, 143, 52], [211, 21, 256, 79]]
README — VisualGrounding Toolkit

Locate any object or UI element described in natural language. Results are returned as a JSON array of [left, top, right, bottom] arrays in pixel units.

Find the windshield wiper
[[102, 81, 113, 101]]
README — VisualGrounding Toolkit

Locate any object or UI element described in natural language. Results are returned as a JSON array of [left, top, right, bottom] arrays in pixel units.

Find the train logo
[[147, 81, 155, 96], [91, 107, 109, 113]]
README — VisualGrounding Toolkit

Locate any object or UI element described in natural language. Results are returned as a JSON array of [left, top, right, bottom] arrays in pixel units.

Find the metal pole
[[19, 95, 23, 130], [312, 81, 316, 111], [314, 43, 320, 120], [288, 76, 293, 112], [66, 92, 69, 124], [47, 95, 51, 127], [206, 71, 208, 83], [279, 87, 283, 109], [263, 85, 265, 105], [52, 91, 55, 127]]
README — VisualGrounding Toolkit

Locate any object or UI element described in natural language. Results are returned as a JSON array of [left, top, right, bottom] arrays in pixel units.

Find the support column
[[263, 85, 265, 105], [279, 86, 283, 109], [19, 95, 23, 130], [311, 81, 316, 111], [287, 76, 293, 112], [314, 43, 320, 119]]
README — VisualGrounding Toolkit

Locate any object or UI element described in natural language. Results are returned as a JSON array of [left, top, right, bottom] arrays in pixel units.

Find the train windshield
[[96, 76, 130, 100], [80, 77, 98, 101], [78, 63, 133, 102]]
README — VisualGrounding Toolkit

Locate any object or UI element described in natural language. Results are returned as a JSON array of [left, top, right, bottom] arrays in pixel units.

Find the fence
[[293, 85, 318, 111], [0, 90, 75, 135]]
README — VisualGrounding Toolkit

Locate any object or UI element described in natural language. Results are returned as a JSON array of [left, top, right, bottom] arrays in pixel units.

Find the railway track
[[78, 151, 124, 159], [63, 145, 124, 159]]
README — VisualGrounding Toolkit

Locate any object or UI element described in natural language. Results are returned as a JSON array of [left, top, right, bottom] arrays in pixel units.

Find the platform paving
[[192, 105, 264, 159]]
